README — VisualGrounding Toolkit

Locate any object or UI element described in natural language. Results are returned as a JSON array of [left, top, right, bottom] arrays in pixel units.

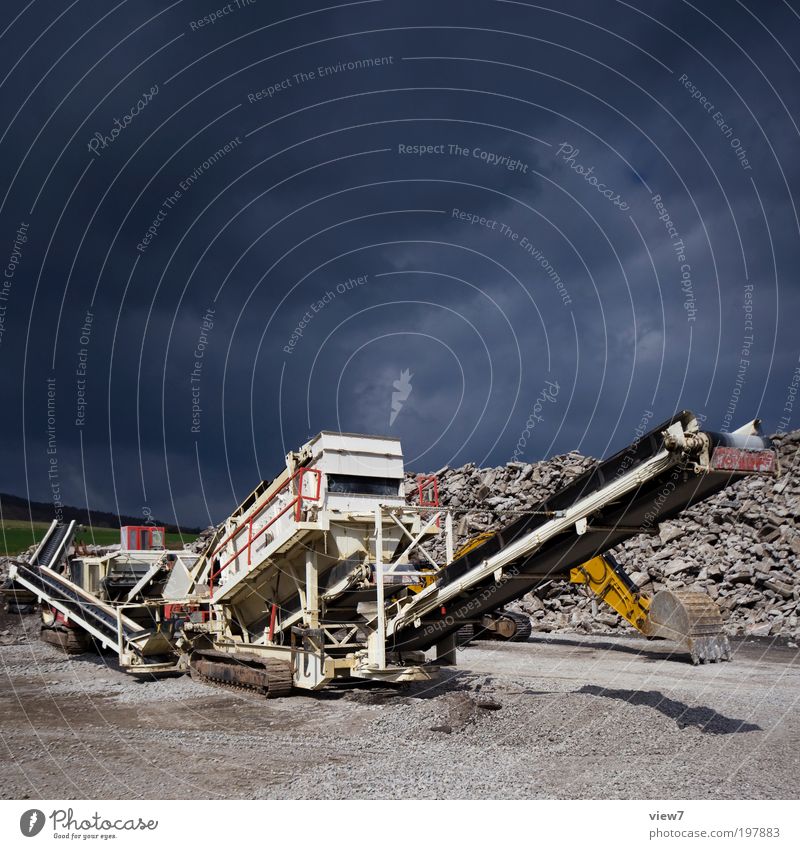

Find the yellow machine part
[[453, 531, 496, 560], [407, 532, 498, 594], [570, 554, 731, 664], [570, 556, 651, 632], [407, 570, 435, 594]]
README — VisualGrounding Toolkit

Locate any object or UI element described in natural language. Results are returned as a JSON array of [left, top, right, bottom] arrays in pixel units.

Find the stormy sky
[[0, 0, 798, 529]]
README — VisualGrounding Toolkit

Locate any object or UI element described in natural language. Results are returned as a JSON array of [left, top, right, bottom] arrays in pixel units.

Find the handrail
[[209, 467, 321, 595], [416, 474, 440, 527], [416, 474, 439, 507]]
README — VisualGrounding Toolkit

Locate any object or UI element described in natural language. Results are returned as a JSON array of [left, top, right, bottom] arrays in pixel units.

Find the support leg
[[435, 632, 458, 666]]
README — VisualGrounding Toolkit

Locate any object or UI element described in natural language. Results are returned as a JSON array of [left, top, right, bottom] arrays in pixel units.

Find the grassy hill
[[0, 491, 199, 555], [0, 492, 198, 534], [0, 519, 196, 557]]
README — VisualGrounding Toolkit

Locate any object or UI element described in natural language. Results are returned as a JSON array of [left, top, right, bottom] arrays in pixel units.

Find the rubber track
[[470, 610, 533, 643], [40, 627, 90, 654], [505, 611, 533, 642], [189, 651, 293, 698]]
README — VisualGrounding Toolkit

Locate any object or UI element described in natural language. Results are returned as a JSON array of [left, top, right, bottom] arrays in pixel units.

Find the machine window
[[326, 474, 401, 496]]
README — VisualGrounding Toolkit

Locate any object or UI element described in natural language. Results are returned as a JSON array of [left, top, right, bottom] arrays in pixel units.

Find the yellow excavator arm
[[570, 553, 730, 664], [569, 555, 651, 631]]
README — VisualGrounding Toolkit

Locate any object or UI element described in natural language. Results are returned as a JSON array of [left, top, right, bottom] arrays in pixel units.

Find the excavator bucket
[[644, 589, 731, 664]]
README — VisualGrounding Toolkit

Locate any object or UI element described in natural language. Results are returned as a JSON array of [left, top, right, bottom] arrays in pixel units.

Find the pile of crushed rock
[[406, 430, 799, 640]]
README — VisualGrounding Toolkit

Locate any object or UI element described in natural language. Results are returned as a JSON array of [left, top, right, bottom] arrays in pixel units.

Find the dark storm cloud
[[0, 0, 798, 527]]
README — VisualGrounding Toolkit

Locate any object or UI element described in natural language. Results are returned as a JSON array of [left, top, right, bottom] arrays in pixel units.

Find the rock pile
[[187, 526, 218, 554], [407, 430, 799, 640]]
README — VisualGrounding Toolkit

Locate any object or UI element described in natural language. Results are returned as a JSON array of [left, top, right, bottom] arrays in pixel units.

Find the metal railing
[[208, 467, 322, 595]]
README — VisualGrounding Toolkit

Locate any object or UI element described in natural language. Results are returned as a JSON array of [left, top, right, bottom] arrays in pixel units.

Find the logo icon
[[390, 369, 413, 426], [20, 809, 45, 837]]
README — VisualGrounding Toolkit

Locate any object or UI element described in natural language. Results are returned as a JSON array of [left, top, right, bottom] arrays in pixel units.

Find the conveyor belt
[[1, 520, 76, 611], [29, 521, 75, 569], [11, 561, 173, 659], [14, 561, 138, 641], [392, 412, 774, 652]]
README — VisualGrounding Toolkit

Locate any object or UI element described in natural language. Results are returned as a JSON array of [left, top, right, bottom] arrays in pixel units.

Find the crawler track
[[40, 626, 91, 654], [189, 649, 293, 698], [458, 610, 533, 644], [503, 611, 533, 642]]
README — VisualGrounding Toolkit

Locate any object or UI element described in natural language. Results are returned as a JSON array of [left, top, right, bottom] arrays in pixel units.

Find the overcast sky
[[1, 0, 798, 528]]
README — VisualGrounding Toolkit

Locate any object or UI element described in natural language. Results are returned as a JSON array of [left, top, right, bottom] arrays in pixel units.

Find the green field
[[0, 520, 196, 556]]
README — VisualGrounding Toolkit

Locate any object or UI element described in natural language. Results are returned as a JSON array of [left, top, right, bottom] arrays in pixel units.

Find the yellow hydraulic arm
[[570, 553, 730, 663], [570, 554, 651, 632]]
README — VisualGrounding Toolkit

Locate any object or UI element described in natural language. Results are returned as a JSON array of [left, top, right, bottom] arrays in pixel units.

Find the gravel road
[[1, 609, 798, 800]]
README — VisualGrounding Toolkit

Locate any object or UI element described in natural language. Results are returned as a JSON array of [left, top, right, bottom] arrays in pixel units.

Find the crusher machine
[[10, 520, 200, 669], [8, 410, 778, 696]]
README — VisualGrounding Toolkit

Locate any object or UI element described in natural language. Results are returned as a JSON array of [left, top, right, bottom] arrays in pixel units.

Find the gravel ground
[[1, 608, 798, 800]]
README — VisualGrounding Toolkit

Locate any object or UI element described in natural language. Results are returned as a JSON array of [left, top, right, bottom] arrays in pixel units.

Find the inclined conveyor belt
[[29, 521, 74, 569], [12, 561, 152, 655], [392, 411, 773, 652]]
